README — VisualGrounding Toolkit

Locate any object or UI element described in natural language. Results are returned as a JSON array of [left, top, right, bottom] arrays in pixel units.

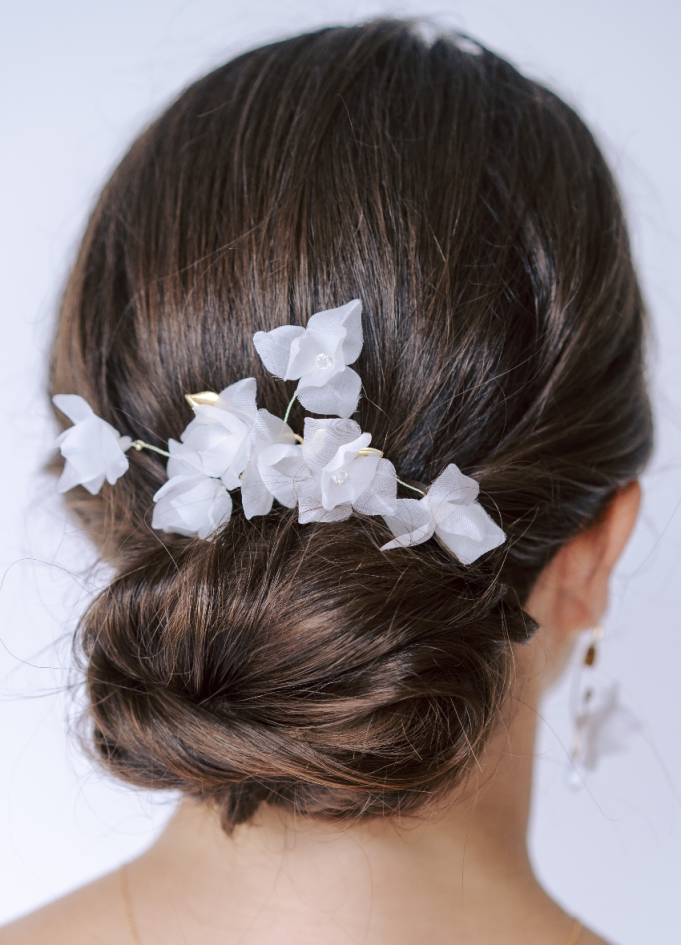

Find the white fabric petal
[[301, 418, 362, 472], [381, 497, 435, 550], [253, 325, 305, 379], [428, 463, 480, 508], [352, 458, 398, 517], [287, 327, 346, 383], [54, 418, 112, 485], [319, 434, 374, 510], [300, 419, 395, 515], [434, 501, 488, 541], [52, 394, 95, 425], [152, 474, 233, 539], [57, 464, 105, 496], [258, 443, 310, 509], [190, 405, 250, 439], [198, 490, 234, 539], [386, 463, 506, 564], [152, 475, 197, 536], [435, 511, 506, 565], [166, 438, 208, 479], [214, 377, 258, 422], [430, 473, 505, 564], [239, 408, 305, 518], [240, 464, 275, 520], [307, 299, 363, 365], [249, 408, 296, 453], [56, 457, 95, 494], [179, 379, 257, 488], [52, 397, 131, 494], [82, 474, 107, 495], [297, 474, 353, 524], [180, 413, 250, 486], [296, 366, 362, 418], [253, 302, 363, 418]]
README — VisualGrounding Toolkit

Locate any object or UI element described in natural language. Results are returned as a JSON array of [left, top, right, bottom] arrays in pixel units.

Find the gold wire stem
[[131, 440, 172, 459], [130, 440, 170, 459], [395, 477, 426, 496], [283, 393, 297, 424]]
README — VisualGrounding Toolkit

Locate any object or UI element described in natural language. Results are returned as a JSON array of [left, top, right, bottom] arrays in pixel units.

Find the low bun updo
[[50, 20, 652, 829]]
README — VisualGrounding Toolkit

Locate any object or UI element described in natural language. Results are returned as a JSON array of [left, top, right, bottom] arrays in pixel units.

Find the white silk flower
[[240, 409, 308, 519], [178, 378, 258, 489], [296, 418, 397, 524], [381, 464, 506, 565], [253, 299, 363, 419], [52, 394, 132, 495], [151, 438, 233, 539]]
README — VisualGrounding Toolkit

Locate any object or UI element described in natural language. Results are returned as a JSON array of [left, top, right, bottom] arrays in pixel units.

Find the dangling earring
[[566, 624, 641, 789]]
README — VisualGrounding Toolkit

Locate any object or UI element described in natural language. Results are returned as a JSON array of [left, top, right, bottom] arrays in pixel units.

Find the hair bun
[[80, 514, 532, 828]]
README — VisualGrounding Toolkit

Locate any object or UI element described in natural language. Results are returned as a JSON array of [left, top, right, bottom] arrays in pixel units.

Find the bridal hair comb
[[52, 300, 506, 564]]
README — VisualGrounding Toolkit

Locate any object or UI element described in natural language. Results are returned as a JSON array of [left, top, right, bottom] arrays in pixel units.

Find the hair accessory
[[52, 300, 506, 564], [567, 625, 642, 788], [296, 418, 397, 523], [381, 464, 506, 565], [52, 394, 132, 494], [253, 299, 362, 419]]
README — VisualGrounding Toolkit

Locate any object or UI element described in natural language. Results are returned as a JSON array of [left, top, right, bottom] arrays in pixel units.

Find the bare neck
[[125, 658, 583, 944]]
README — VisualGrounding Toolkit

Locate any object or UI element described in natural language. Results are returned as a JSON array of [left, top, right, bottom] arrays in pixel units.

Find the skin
[[0, 482, 641, 945]]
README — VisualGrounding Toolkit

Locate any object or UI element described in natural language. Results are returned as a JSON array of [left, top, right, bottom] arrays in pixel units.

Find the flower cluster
[[52, 300, 506, 564]]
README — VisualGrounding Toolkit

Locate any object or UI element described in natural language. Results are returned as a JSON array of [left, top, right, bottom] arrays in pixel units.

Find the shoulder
[[0, 870, 128, 945]]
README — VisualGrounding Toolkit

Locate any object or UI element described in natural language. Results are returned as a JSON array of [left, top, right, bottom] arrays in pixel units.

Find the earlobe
[[525, 480, 641, 640]]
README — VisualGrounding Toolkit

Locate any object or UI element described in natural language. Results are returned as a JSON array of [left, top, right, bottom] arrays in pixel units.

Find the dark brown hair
[[49, 20, 652, 829]]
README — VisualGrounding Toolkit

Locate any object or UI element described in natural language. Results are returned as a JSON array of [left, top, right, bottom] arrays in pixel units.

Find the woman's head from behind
[[50, 20, 651, 830]]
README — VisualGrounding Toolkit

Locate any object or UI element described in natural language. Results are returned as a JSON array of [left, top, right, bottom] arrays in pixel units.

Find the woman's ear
[[525, 481, 641, 640]]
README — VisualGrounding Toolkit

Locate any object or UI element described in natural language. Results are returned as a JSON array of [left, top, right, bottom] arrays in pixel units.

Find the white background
[[1, 1, 680, 942]]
